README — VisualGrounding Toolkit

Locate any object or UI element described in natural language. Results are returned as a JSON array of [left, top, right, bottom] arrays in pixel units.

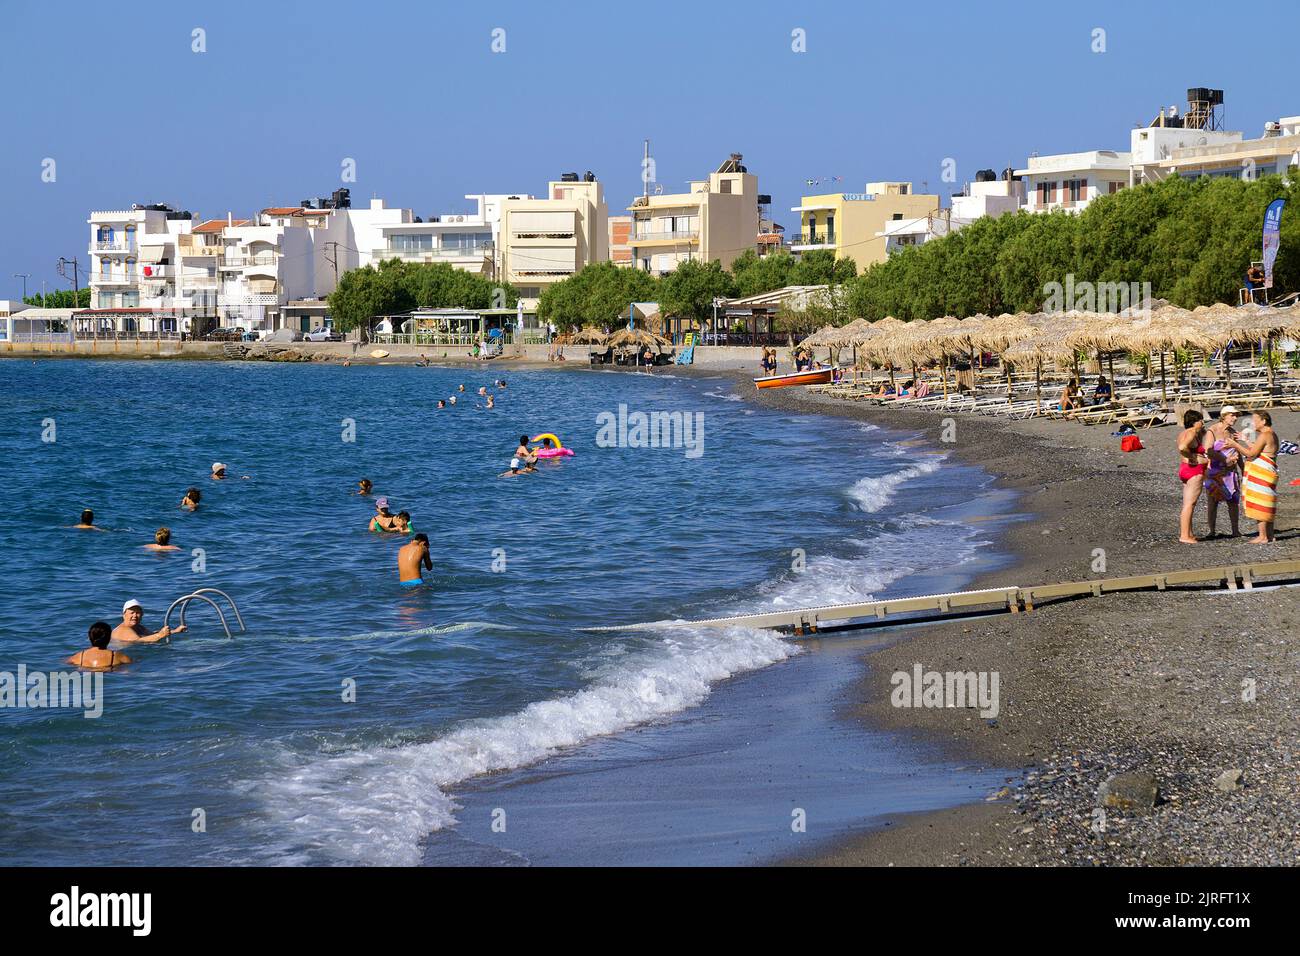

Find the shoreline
[[725, 369, 1299, 866]]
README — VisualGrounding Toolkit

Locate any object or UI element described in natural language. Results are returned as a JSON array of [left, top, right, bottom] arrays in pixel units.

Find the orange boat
[[753, 367, 835, 389]]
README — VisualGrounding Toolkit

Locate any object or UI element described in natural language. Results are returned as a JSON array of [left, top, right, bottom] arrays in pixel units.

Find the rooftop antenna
[[643, 139, 650, 201]]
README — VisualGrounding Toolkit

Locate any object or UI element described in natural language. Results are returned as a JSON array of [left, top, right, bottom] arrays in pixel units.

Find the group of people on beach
[[1177, 406, 1279, 544], [66, 460, 247, 670]]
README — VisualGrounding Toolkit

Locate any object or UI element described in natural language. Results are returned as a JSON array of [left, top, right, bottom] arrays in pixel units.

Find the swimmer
[[486, 395, 495, 409], [500, 458, 525, 477], [458, 384, 466, 393], [211, 462, 228, 480], [478, 386, 487, 396], [449, 396, 458, 406], [370, 496, 401, 532], [398, 533, 433, 586], [180, 487, 201, 511], [496, 379, 507, 389], [394, 510, 414, 534], [112, 599, 183, 645], [67, 621, 133, 671], [72, 509, 104, 531], [358, 479, 373, 496], [437, 400, 446, 409], [143, 527, 181, 552], [515, 435, 537, 465]]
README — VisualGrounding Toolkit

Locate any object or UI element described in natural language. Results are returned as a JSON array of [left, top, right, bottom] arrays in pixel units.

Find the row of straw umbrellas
[[799, 302, 1300, 404], [560, 327, 670, 349]]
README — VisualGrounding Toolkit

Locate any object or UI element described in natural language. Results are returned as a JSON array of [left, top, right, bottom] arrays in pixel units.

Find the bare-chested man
[[398, 534, 433, 587], [72, 509, 104, 531], [143, 527, 182, 552], [112, 599, 183, 645]]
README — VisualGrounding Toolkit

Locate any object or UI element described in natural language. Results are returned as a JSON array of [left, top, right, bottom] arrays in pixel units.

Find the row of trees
[[846, 173, 1300, 321], [535, 248, 858, 333], [23, 289, 92, 308], [328, 260, 518, 334]]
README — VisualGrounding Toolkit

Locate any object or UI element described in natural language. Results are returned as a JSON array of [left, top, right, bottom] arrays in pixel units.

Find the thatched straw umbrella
[[566, 327, 608, 345], [608, 327, 670, 367], [1002, 326, 1079, 410], [1108, 306, 1213, 402]]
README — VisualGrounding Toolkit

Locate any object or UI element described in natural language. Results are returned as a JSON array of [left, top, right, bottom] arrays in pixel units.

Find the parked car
[[304, 327, 342, 342], [203, 327, 244, 342]]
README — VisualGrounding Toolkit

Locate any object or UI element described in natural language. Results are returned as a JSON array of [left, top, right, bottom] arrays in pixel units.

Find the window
[[720, 179, 731, 194], [1109, 181, 1122, 194], [827, 214, 835, 245], [1038, 181, 1057, 206], [390, 234, 433, 251], [1068, 179, 1084, 203]]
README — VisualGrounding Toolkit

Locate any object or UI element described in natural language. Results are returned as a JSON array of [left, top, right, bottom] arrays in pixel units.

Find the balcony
[[219, 292, 279, 306], [220, 254, 279, 268], [95, 241, 135, 253], [790, 233, 834, 248], [93, 274, 135, 287], [630, 229, 699, 244], [374, 245, 493, 262], [178, 242, 222, 257]]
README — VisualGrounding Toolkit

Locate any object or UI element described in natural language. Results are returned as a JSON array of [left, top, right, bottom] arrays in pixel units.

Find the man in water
[[180, 487, 201, 511], [515, 435, 537, 466], [211, 462, 228, 480], [398, 533, 432, 586], [358, 479, 373, 496], [500, 458, 526, 477], [485, 395, 495, 409], [72, 509, 104, 531], [144, 527, 182, 552], [112, 599, 183, 645], [67, 621, 133, 671]]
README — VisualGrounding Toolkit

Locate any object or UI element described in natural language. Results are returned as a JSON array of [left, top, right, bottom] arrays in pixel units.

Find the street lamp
[[13, 273, 30, 300]]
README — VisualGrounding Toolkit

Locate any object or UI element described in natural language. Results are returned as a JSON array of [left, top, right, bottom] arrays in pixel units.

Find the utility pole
[[323, 242, 340, 288], [13, 273, 30, 300], [56, 257, 81, 308]]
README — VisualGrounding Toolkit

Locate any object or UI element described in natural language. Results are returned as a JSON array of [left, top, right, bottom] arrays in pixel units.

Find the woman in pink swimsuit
[[1177, 409, 1210, 543]]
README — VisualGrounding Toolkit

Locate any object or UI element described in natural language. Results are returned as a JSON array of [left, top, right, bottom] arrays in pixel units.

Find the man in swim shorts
[[515, 435, 537, 465], [144, 527, 182, 552], [68, 621, 133, 671], [398, 533, 433, 586], [112, 599, 183, 645]]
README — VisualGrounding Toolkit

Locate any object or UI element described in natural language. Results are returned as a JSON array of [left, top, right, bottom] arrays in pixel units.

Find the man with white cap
[[111, 599, 184, 645], [211, 462, 228, 480]]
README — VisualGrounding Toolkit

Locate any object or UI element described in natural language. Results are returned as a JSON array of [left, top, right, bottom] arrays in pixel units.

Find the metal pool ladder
[[162, 588, 246, 641]]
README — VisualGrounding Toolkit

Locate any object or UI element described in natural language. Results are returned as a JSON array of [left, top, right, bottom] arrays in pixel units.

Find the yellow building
[[500, 176, 608, 307], [790, 182, 939, 272], [627, 154, 759, 277]]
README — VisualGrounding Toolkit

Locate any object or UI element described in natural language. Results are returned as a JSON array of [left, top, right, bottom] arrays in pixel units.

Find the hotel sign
[[841, 193, 876, 201]]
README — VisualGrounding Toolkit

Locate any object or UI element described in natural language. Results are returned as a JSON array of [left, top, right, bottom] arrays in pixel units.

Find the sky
[[2, 0, 1298, 300]]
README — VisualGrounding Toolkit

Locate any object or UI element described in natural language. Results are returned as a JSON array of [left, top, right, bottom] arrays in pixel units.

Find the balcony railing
[[630, 229, 699, 242], [220, 254, 279, 267], [179, 243, 222, 256], [790, 233, 833, 246], [93, 274, 135, 286], [375, 246, 494, 261], [96, 241, 135, 252], [218, 292, 279, 306]]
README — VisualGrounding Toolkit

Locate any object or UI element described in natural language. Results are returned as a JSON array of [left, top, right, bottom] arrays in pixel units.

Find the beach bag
[[1120, 435, 1144, 452]]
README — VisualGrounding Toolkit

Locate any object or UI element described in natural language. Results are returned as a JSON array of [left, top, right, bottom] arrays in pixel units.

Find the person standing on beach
[[1177, 410, 1210, 544], [398, 534, 433, 587], [1234, 411, 1280, 543], [1204, 406, 1243, 538]]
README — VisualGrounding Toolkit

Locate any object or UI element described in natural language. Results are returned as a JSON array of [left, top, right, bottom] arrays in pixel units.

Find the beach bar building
[[0, 307, 76, 346]]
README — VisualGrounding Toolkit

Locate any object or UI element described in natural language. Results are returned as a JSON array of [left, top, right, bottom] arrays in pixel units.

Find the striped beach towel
[[1243, 455, 1278, 522]]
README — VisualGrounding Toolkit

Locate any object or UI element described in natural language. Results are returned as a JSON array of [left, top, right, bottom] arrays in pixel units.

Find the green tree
[[730, 249, 795, 296], [658, 259, 736, 330], [24, 288, 92, 308]]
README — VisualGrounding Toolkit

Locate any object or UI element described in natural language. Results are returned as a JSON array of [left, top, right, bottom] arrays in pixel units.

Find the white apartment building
[[500, 175, 608, 307], [628, 154, 758, 277], [367, 194, 523, 278], [88, 204, 196, 326], [1015, 149, 1132, 213]]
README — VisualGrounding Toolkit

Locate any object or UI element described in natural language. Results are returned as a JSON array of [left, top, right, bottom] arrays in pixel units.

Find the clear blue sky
[[2, 0, 1296, 299]]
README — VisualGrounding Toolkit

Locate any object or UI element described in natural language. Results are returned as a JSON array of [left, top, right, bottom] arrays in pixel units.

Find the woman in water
[[180, 488, 201, 511], [358, 479, 373, 496], [370, 497, 401, 532], [67, 621, 132, 672], [1177, 409, 1210, 544]]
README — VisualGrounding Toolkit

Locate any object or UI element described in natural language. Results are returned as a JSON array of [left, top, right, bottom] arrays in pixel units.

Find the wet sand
[[732, 372, 1300, 866]]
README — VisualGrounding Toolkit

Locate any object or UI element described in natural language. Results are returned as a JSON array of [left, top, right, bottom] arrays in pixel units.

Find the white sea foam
[[847, 455, 944, 513], [249, 625, 796, 865]]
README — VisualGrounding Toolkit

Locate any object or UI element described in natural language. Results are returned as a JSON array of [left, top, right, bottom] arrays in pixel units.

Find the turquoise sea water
[[0, 359, 1007, 865]]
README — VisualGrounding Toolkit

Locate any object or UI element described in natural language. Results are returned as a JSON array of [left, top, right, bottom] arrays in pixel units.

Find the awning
[[138, 245, 167, 263]]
